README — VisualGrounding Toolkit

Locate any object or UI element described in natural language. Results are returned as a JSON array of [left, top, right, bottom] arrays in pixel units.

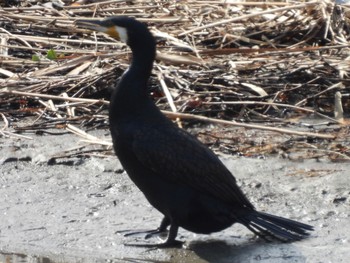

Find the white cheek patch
[[116, 26, 128, 43]]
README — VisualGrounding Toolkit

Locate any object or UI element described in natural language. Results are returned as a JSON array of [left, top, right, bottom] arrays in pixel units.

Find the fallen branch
[[1, 89, 335, 139], [163, 111, 335, 139]]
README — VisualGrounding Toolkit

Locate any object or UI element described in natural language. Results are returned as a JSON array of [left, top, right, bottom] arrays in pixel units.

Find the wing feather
[[132, 125, 254, 208]]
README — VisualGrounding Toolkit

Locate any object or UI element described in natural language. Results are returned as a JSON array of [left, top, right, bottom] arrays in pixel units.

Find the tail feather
[[238, 210, 314, 242]]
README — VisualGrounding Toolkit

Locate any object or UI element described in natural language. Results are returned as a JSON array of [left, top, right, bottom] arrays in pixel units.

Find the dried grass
[[1, 0, 350, 160]]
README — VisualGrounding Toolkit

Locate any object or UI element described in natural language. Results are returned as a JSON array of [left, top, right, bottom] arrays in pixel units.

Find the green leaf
[[46, 49, 57, 60], [32, 55, 40, 61]]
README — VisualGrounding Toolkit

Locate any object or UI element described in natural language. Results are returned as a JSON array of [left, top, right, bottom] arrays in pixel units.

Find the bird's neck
[[109, 41, 156, 121], [129, 44, 155, 80]]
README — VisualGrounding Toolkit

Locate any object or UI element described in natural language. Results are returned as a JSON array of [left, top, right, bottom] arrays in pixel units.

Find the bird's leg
[[144, 217, 170, 239], [124, 223, 183, 248], [159, 223, 183, 247], [116, 216, 170, 238]]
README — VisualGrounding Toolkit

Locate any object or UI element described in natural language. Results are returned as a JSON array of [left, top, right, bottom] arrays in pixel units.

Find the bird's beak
[[75, 19, 120, 40]]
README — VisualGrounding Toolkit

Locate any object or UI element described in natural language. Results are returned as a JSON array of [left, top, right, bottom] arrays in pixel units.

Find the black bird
[[75, 16, 313, 247]]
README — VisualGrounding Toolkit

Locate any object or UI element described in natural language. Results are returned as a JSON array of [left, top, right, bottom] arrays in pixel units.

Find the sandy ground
[[0, 130, 349, 263]]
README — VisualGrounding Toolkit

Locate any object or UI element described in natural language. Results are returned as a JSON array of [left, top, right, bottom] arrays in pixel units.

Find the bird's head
[[75, 16, 154, 49]]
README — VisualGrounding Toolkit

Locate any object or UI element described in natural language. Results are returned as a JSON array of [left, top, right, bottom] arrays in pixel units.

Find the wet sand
[[0, 131, 349, 262]]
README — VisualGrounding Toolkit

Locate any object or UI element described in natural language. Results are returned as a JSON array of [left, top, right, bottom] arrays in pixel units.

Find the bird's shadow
[[185, 238, 307, 263]]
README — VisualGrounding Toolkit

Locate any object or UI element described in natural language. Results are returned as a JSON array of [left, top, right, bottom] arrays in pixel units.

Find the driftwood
[[1, 0, 350, 160]]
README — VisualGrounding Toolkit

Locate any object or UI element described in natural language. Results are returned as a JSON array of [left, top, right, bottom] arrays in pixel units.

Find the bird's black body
[[76, 16, 313, 246]]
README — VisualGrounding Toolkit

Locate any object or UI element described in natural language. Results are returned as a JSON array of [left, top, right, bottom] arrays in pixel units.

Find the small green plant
[[32, 54, 40, 61], [46, 49, 57, 60], [32, 49, 60, 61]]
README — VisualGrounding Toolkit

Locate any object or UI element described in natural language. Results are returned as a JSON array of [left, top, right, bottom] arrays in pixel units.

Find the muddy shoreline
[[1, 130, 349, 262]]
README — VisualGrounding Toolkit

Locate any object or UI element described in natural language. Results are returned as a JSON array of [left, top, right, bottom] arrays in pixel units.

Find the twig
[[1, 90, 335, 139], [164, 111, 335, 139], [157, 68, 177, 113], [179, 1, 318, 36], [203, 101, 341, 124], [66, 124, 112, 145], [334, 91, 344, 123], [1, 113, 9, 130], [295, 82, 344, 107], [1, 89, 109, 105], [1, 114, 33, 140]]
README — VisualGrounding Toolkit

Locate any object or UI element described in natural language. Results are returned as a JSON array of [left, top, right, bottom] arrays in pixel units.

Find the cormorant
[[75, 16, 313, 247]]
